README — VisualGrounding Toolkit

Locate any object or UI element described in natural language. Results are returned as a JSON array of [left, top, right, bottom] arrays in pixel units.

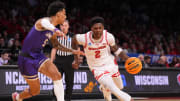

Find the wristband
[[54, 28, 59, 32], [114, 48, 123, 56]]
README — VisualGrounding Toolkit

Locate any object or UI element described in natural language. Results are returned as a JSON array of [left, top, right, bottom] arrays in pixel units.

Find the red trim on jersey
[[114, 58, 118, 65], [95, 70, 110, 80], [89, 32, 94, 43], [92, 69, 95, 75], [89, 31, 104, 43], [84, 33, 88, 48], [112, 71, 120, 77], [99, 32, 104, 43], [105, 30, 109, 45]]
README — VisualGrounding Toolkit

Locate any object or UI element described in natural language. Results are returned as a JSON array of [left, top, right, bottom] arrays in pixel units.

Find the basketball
[[125, 57, 142, 74]]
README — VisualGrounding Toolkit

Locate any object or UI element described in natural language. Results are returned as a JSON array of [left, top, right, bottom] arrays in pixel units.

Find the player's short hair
[[90, 16, 105, 28], [47, 1, 65, 17]]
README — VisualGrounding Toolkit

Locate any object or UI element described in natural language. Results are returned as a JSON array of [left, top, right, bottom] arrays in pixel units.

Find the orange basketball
[[125, 57, 142, 74]]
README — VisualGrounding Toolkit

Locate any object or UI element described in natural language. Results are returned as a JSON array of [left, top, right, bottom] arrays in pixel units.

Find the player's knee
[[30, 88, 40, 96], [52, 72, 62, 81], [30, 86, 40, 96], [119, 85, 124, 90]]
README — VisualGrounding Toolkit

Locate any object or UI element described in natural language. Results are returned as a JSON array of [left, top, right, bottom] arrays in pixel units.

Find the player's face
[[56, 9, 66, 24], [91, 23, 104, 39]]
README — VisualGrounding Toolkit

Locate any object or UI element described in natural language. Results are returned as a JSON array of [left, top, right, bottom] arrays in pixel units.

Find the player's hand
[[54, 29, 67, 40], [72, 61, 79, 69], [72, 48, 85, 56], [78, 56, 83, 64]]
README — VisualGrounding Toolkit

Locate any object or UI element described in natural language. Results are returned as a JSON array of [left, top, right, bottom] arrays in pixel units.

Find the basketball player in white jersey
[[72, 16, 134, 101]]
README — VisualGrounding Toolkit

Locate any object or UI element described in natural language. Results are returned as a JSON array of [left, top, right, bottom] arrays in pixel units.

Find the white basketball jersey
[[76, 30, 116, 69]]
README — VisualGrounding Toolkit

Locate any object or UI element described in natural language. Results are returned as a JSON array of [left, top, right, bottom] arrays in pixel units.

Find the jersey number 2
[[95, 50, 101, 58]]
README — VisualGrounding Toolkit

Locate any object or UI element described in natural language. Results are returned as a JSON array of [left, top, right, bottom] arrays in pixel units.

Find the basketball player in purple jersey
[[12, 1, 84, 101]]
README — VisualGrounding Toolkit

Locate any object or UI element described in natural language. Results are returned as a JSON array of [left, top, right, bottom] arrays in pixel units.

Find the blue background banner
[[127, 53, 180, 64]]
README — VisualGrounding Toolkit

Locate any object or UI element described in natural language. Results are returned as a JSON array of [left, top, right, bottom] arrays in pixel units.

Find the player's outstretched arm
[[110, 44, 129, 61], [50, 33, 84, 56], [108, 33, 129, 61], [71, 35, 84, 69]]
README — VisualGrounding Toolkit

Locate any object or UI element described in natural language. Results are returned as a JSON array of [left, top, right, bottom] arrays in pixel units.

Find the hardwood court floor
[[72, 97, 180, 101], [1, 97, 180, 101], [72, 99, 180, 101]]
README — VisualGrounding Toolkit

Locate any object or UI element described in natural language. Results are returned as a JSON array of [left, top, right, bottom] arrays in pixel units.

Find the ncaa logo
[[177, 74, 180, 86], [68, 37, 71, 41], [88, 42, 91, 46]]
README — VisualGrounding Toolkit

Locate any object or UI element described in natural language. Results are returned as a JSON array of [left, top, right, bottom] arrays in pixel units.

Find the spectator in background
[[0, 51, 10, 66], [0, 37, 7, 49], [154, 44, 164, 55], [144, 55, 151, 68], [169, 42, 178, 55], [174, 57, 180, 68], [10, 39, 21, 64], [2, 30, 10, 45], [122, 42, 129, 54], [169, 56, 179, 67], [8, 33, 22, 48], [128, 43, 137, 53], [138, 54, 145, 67], [153, 55, 169, 68]]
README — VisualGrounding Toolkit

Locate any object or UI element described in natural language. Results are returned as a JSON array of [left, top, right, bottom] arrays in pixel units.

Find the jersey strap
[[84, 32, 88, 48], [105, 30, 109, 45]]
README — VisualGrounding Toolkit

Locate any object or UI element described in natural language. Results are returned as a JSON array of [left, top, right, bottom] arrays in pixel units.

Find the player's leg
[[12, 56, 41, 101], [12, 78, 40, 101], [98, 75, 131, 101], [112, 75, 124, 90], [99, 84, 112, 101], [52, 62, 64, 100], [39, 59, 64, 101], [112, 71, 134, 101], [113, 76, 135, 101]]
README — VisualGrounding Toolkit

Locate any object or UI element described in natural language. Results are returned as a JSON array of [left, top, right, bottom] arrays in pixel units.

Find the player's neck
[[92, 34, 102, 42]]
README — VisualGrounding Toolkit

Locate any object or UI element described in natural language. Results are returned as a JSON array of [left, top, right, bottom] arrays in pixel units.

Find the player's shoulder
[[35, 17, 50, 30], [35, 17, 49, 24], [105, 30, 115, 38]]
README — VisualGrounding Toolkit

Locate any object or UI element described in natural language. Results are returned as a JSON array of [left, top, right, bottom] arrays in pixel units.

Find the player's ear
[[102, 25, 104, 29], [56, 11, 63, 17], [56, 12, 60, 17], [90, 27, 93, 31]]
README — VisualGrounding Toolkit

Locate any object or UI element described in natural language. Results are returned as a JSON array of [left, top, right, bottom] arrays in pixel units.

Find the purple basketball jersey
[[18, 26, 53, 77]]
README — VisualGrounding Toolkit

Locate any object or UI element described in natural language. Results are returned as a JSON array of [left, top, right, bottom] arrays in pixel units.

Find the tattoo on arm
[[72, 35, 79, 63], [50, 33, 73, 52]]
